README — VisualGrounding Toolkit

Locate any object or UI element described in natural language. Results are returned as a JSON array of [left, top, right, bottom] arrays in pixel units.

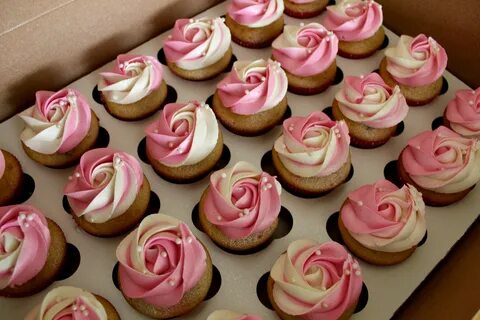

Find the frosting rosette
[[335, 73, 408, 128], [204, 161, 281, 239], [445, 88, 480, 138], [270, 240, 363, 319], [341, 179, 426, 252], [385, 34, 448, 87], [64, 148, 144, 224], [324, 0, 383, 42], [217, 59, 288, 115], [98, 54, 163, 105], [401, 126, 480, 193], [272, 23, 338, 77], [207, 310, 262, 320], [0, 204, 50, 289], [25, 286, 107, 320], [116, 214, 207, 308], [274, 111, 350, 177], [145, 101, 219, 167], [19, 89, 92, 155], [164, 17, 231, 70], [0, 151, 5, 179], [228, 0, 284, 28]]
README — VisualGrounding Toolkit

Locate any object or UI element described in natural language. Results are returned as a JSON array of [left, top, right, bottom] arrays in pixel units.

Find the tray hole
[[440, 76, 449, 95], [15, 173, 35, 204], [225, 54, 238, 73], [260, 150, 276, 177], [94, 127, 110, 148], [279, 105, 292, 125], [273, 207, 293, 239], [191, 203, 203, 233], [205, 265, 222, 300], [380, 34, 390, 50], [383, 160, 402, 187], [164, 85, 178, 105], [56, 243, 81, 281], [157, 48, 167, 65], [322, 106, 333, 119], [431, 116, 444, 130], [137, 137, 149, 164], [346, 164, 354, 182], [144, 191, 161, 217], [62, 195, 72, 214], [334, 67, 344, 85], [256, 272, 273, 310], [112, 262, 120, 290], [92, 85, 102, 104], [354, 282, 369, 313], [326, 212, 344, 244], [418, 230, 428, 247], [393, 121, 405, 137], [371, 68, 380, 74], [213, 144, 231, 171]]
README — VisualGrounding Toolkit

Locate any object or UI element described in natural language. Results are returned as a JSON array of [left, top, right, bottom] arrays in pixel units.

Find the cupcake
[[208, 310, 262, 320], [284, 0, 329, 18], [24, 286, 120, 319], [0, 205, 66, 297], [268, 240, 363, 320], [199, 161, 282, 251], [64, 148, 150, 237], [398, 126, 480, 206], [324, 0, 384, 59], [116, 214, 212, 319], [164, 17, 232, 80], [98, 54, 167, 120], [145, 101, 223, 183], [19, 89, 99, 168], [213, 59, 288, 136], [225, 0, 284, 48], [380, 34, 448, 106], [339, 179, 427, 265], [272, 111, 351, 197], [444, 88, 480, 138], [332, 73, 408, 148], [0, 149, 23, 206], [272, 23, 338, 95]]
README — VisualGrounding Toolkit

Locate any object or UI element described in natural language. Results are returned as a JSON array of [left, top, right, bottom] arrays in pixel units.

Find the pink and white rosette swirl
[[204, 161, 282, 239], [116, 214, 207, 308], [217, 59, 288, 115], [19, 89, 92, 155], [401, 126, 480, 193], [341, 179, 426, 252], [164, 17, 231, 70], [270, 240, 363, 320], [0, 204, 50, 289], [145, 101, 219, 167], [64, 148, 144, 224], [272, 23, 338, 77], [324, 0, 383, 41], [335, 73, 408, 128], [274, 111, 350, 177], [98, 54, 164, 104], [445, 88, 480, 138], [207, 310, 263, 320], [228, 0, 284, 28]]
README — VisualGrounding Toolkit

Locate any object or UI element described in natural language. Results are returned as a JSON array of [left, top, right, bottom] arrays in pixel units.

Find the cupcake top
[[228, 0, 284, 28], [324, 0, 383, 42], [270, 240, 363, 319], [273, 111, 350, 177], [25, 286, 107, 320], [401, 126, 480, 193], [272, 23, 338, 77], [385, 34, 448, 87], [116, 214, 207, 308], [445, 88, 480, 138], [145, 101, 219, 167], [335, 73, 408, 128], [64, 148, 144, 224], [98, 54, 164, 105], [0, 204, 50, 290], [0, 150, 5, 179], [164, 17, 231, 70], [341, 179, 426, 252], [216, 59, 288, 115], [19, 89, 92, 155], [204, 161, 282, 239], [207, 310, 262, 320]]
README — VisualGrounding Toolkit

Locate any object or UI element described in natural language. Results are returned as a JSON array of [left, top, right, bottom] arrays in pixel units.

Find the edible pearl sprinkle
[[243, 209, 249, 215], [80, 305, 86, 311], [469, 100, 474, 105], [27, 214, 34, 221], [345, 269, 351, 275], [261, 76, 266, 81], [186, 236, 193, 243], [75, 172, 81, 178], [136, 246, 142, 252], [315, 250, 321, 256], [68, 176, 73, 180], [175, 238, 182, 244], [169, 280, 175, 286], [322, 302, 329, 308], [358, 201, 363, 206], [24, 223, 29, 228], [161, 251, 167, 258], [221, 173, 227, 178], [168, 142, 174, 148], [266, 183, 272, 189], [72, 305, 78, 311], [355, 270, 361, 276], [217, 216, 222, 221], [19, 213, 26, 220], [245, 89, 250, 94], [300, 22, 305, 27], [83, 311, 89, 316]]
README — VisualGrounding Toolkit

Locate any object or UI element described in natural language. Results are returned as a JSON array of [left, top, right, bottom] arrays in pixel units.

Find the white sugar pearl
[[300, 22, 305, 27], [168, 35, 172, 39], [266, 183, 272, 189], [80, 305, 86, 311], [24, 223, 30, 228], [358, 201, 363, 206], [189, 19, 194, 23], [161, 251, 167, 258], [153, 129, 158, 133], [83, 310, 89, 316], [136, 246, 142, 253], [75, 172, 81, 178], [186, 236, 193, 243], [68, 176, 73, 180], [245, 89, 250, 95], [355, 270, 361, 276], [168, 142, 174, 148], [322, 302, 329, 308], [261, 76, 266, 81], [469, 100, 474, 105], [315, 250, 321, 256], [221, 173, 227, 178], [243, 208, 250, 215], [175, 238, 182, 244], [345, 269, 350, 275], [19, 213, 26, 220], [217, 216, 222, 221], [168, 279, 175, 286], [27, 214, 34, 221]]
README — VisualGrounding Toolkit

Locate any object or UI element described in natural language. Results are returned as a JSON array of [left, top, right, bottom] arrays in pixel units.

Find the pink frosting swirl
[[401, 126, 480, 193], [145, 101, 219, 167], [217, 59, 288, 115], [385, 34, 448, 87], [341, 179, 426, 252], [64, 148, 144, 224], [272, 23, 338, 77], [0, 150, 5, 179], [204, 161, 281, 239], [270, 240, 363, 320], [228, 0, 284, 28], [324, 0, 383, 42], [116, 214, 207, 308], [19, 89, 92, 155], [274, 111, 350, 177], [0, 205, 50, 289], [445, 88, 480, 138], [335, 73, 408, 128]]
